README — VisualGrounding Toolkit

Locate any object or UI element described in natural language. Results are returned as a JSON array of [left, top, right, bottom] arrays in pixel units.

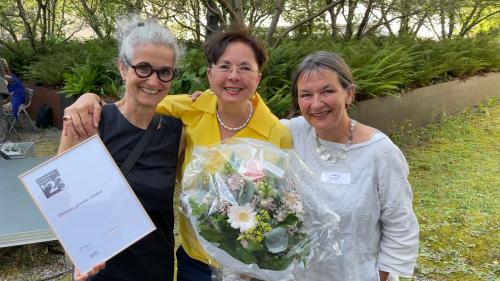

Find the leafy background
[[1, 30, 499, 118]]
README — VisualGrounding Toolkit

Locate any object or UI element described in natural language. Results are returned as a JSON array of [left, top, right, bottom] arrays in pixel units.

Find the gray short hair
[[291, 51, 355, 109], [114, 15, 180, 66]]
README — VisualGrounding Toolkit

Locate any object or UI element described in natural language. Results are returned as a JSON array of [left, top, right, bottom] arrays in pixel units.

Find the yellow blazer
[[156, 90, 292, 265]]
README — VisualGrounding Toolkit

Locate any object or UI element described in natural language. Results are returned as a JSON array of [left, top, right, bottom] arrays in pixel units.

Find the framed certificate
[[19, 135, 156, 274]]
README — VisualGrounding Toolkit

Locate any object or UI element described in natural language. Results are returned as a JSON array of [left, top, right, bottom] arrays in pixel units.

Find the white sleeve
[[280, 116, 307, 136], [376, 144, 419, 278], [279, 118, 292, 129]]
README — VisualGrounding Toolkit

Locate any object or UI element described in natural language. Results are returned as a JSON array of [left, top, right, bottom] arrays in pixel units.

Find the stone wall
[[349, 72, 500, 133]]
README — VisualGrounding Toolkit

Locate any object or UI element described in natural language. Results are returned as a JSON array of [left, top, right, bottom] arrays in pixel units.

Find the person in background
[[0, 57, 6, 77], [281, 51, 419, 281], [59, 15, 183, 281], [1, 58, 26, 118], [62, 27, 291, 281], [0, 57, 7, 96]]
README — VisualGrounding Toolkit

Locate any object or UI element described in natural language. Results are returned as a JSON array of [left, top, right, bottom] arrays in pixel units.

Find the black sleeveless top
[[91, 104, 181, 281]]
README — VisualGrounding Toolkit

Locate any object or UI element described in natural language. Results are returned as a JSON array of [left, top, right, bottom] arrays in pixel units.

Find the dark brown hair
[[204, 27, 268, 71]]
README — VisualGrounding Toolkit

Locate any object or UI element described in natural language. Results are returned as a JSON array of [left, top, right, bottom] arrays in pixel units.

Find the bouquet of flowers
[[181, 138, 340, 281]]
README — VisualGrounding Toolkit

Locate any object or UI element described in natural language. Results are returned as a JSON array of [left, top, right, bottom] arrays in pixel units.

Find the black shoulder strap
[[120, 114, 160, 177]]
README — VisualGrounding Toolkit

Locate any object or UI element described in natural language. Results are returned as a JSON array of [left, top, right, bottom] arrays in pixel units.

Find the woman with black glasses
[[58, 15, 182, 281], [62, 27, 291, 281]]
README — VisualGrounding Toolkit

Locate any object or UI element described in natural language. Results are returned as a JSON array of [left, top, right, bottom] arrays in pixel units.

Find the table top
[[0, 157, 57, 247]]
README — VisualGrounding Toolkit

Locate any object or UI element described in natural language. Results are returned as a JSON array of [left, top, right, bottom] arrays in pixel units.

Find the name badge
[[320, 172, 351, 184]]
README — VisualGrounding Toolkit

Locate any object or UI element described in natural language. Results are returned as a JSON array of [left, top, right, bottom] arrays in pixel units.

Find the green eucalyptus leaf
[[238, 181, 255, 204], [264, 227, 288, 253]]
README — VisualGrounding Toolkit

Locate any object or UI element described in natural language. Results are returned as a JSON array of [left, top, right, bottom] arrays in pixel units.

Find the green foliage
[[260, 33, 500, 116], [0, 39, 117, 87], [62, 59, 120, 98], [342, 39, 414, 98], [2, 32, 499, 117], [169, 48, 208, 94], [0, 41, 37, 75]]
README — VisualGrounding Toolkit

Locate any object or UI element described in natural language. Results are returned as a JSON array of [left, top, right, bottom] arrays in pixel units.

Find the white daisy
[[227, 203, 257, 232]]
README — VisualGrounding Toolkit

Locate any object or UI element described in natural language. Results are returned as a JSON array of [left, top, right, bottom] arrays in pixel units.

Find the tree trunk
[[230, 0, 244, 27], [447, 10, 455, 37], [78, 0, 104, 39], [16, 0, 37, 51], [439, 1, 447, 39], [344, 0, 358, 39], [326, 0, 343, 38], [356, 0, 373, 39], [266, 0, 285, 44], [205, 0, 221, 38], [192, 0, 202, 42]]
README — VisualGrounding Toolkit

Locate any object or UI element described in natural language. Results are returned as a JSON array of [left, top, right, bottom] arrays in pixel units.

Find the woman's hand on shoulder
[[63, 93, 103, 138], [190, 91, 203, 102], [74, 262, 106, 281]]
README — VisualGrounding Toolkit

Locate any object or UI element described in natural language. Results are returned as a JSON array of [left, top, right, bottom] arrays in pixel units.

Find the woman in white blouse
[[281, 51, 419, 281]]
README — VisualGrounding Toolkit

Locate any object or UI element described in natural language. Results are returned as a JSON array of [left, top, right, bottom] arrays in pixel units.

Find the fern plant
[[62, 59, 119, 99]]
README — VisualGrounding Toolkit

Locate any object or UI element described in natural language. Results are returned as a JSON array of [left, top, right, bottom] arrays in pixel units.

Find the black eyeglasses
[[123, 57, 176, 82]]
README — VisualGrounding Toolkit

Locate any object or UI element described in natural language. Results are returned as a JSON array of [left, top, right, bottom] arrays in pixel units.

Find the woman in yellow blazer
[[62, 28, 291, 281]]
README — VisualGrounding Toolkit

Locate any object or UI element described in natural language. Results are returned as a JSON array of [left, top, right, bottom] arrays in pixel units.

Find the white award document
[[19, 135, 156, 274]]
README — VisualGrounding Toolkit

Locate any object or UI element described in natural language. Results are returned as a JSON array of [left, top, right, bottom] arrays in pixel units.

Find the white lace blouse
[[281, 117, 419, 281]]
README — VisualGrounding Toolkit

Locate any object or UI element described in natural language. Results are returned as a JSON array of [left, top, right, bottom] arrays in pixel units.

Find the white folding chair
[[17, 88, 37, 130]]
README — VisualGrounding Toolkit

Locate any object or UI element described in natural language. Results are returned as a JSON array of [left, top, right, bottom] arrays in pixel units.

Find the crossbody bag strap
[[120, 114, 160, 177]]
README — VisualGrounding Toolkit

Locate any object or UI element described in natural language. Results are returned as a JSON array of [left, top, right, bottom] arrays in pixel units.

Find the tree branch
[[460, 9, 500, 36], [273, 0, 343, 47]]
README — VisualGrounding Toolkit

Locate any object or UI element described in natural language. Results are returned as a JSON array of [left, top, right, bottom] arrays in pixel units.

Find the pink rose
[[243, 160, 265, 182]]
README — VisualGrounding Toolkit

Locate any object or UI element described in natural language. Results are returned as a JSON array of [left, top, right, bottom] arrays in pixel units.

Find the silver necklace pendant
[[320, 152, 330, 161], [314, 119, 357, 164], [316, 146, 325, 154]]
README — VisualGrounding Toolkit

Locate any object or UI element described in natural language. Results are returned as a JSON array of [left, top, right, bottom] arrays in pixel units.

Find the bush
[[0, 41, 37, 76], [170, 48, 208, 94], [62, 59, 120, 98], [0, 39, 117, 87], [2, 31, 498, 118]]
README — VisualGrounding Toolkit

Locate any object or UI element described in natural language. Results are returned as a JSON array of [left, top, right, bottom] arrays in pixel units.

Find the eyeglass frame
[[210, 63, 260, 77], [123, 56, 177, 82]]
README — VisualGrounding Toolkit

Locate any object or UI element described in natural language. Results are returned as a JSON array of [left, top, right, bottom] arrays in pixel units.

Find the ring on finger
[[63, 115, 72, 121]]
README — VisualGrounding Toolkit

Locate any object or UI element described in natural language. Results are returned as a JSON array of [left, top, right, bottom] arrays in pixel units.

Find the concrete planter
[[349, 72, 500, 133], [25, 85, 77, 130]]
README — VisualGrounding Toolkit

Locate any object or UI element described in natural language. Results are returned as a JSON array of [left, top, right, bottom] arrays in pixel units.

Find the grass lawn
[[393, 97, 499, 281], [0, 98, 498, 281]]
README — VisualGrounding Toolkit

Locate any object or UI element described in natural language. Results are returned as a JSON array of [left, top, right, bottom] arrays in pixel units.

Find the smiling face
[[119, 43, 175, 108], [207, 41, 262, 106], [297, 68, 354, 135]]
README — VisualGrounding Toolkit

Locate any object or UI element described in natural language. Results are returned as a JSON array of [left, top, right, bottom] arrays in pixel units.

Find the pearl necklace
[[314, 119, 357, 164], [216, 101, 254, 131]]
